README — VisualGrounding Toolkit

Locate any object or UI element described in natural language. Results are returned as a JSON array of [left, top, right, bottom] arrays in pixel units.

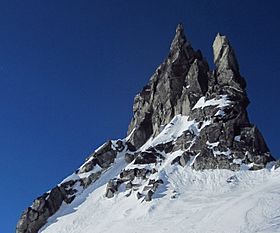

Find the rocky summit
[[16, 24, 278, 233]]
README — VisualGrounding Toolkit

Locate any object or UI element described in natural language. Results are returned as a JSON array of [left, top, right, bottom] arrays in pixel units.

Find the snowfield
[[39, 161, 280, 233]]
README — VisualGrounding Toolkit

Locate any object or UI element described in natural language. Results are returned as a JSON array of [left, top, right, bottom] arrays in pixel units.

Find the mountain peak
[[169, 23, 196, 61], [170, 23, 186, 49], [16, 24, 277, 233], [176, 22, 184, 32]]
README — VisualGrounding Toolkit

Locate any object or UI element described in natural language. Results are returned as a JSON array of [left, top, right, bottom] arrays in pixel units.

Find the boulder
[[124, 153, 135, 163], [274, 160, 280, 170], [179, 152, 189, 167], [145, 190, 154, 202], [134, 152, 157, 164], [16, 186, 68, 233], [105, 179, 119, 198]]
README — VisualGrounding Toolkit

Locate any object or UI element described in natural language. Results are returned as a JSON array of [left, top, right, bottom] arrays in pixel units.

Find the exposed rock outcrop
[[127, 24, 209, 149], [16, 182, 78, 233], [16, 140, 135, 233], [126, 26, 273, 171]]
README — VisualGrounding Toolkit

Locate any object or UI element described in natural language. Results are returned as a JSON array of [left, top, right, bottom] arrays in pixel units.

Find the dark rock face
[[127, 25, 274, 171], [127, 24, 209, 149], [186, 33, 273, 170], [80, 141, 117, 173], [16, 183, 77, 233], [16, 139, 133, 233]]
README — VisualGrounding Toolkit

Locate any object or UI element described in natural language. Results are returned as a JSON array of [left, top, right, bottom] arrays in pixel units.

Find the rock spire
[[127, 24, 209, 148]]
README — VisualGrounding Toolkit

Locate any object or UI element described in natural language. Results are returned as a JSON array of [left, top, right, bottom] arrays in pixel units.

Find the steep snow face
[[39, 160, 280, 233]]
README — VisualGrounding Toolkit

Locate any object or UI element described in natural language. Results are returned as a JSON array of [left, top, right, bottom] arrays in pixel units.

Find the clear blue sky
[[0, 1, 279, 232]]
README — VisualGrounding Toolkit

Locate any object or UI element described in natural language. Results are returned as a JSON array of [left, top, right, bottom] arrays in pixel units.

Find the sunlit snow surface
[[39, 114, 280, 233], [40, 166, 280, 233]]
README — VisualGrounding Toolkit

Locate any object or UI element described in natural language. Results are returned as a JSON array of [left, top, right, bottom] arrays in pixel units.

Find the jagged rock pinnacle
[[169, 23, 195, 60], [212, 33, 247, 91], [213, 33, 239, 73], [127, 24, 209, 149], [170, 23, 187, 49]]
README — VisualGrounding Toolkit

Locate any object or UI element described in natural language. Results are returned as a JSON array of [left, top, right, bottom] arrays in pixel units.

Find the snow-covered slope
[[37, 115, 280, 233], [39, 159, 280, 233]]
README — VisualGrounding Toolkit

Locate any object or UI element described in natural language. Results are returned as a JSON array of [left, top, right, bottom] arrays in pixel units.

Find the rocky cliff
[[16, 24, 276, 233]]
